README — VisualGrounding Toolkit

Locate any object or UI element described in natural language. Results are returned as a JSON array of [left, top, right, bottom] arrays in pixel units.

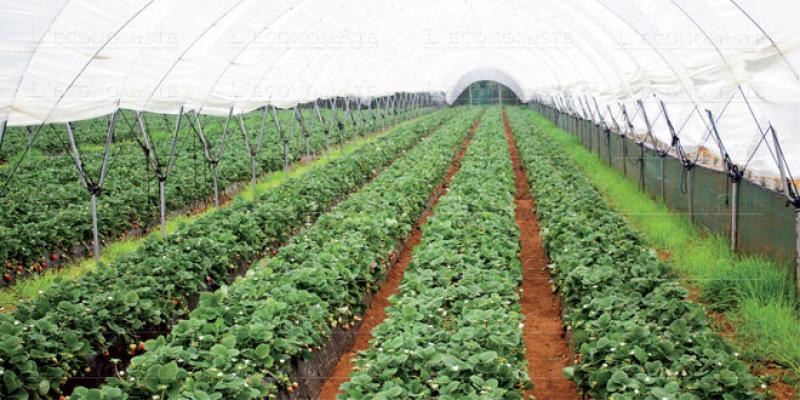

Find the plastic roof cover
[[1, 0, 800, 177]]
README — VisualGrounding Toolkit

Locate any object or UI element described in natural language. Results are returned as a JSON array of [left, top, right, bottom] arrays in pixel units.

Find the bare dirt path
[[318, 112, 483, 400], [502, 108, 580, 400]]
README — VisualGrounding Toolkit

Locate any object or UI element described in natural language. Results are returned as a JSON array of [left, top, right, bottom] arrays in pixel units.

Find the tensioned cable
[[138, 0, 248, 113], [1, 2, 153, 194], [729, 0, 800, 81]]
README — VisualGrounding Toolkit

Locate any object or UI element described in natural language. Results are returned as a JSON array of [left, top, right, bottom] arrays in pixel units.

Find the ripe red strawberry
[[137, 342, 145, 351], [103, 350, 110, 357], [50, 253, 59, 262], [292, 382, 299, 389], [3, 273, 12, 282]]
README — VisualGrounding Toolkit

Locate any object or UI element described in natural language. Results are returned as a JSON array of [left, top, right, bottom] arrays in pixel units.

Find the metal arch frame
[[728, 0, 800, 80], [3, 0, 796, 124], [138, 0, 250, 112]]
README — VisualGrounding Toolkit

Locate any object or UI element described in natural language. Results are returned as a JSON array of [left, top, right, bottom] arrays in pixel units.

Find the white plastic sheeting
[[1, 0, 799, 176]]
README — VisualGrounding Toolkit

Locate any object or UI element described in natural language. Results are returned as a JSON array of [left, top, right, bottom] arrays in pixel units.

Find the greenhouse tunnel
[[2, 1, 800, 399]]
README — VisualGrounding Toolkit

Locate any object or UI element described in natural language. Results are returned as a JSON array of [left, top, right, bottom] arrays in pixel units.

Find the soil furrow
[[502, 107, 579, 400], [317, 112, 484, 400]]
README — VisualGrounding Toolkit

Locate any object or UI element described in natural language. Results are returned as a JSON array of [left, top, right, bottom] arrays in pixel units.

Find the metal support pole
[[268, 105, 290, 176], [314, 100, 331, 156], [245, 154, 255, 199], [0, 120, 6, 151], [212, 161, 220, 208], [159, 179, 167, 239], [796, 210, 800, 295], [639, 143, 645, 191], [67, 111, 116, 262], [688, 168, 694, 223], [91, 193, 99, 262], [731, 180, 739, 251], [330, 99, 343, 147], [660, 156, 666, 202], [213, 108, 233, 207], [297, 107, 311, 158], [621, 137, 627, 177], [358, 101, 367, 139]]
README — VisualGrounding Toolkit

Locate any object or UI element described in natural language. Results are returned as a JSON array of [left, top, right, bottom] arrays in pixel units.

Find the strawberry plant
[[0, 107, 431, 284], [0, 109, 453, 399], [341, 109, 532, 399], [72, 108, 482, 399], [506, 107, 762, 400]]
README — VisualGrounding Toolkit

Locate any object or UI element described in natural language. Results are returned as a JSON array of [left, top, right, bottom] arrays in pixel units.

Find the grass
[[527, 111, 800, 374], [0, 126, 396, 310]]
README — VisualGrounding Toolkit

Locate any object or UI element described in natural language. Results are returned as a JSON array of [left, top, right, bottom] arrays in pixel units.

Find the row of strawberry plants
[[0, 107, 413, 280], [1, 116, 112, 159], [0, 108, 455, 399], [340, 108, 531, 399], [71, 108, 483, 399], [506, 107, 762, 399]]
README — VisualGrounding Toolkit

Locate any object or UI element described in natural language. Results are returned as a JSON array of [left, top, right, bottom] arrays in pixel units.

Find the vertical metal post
[[212, 162, 220, 208], [250, 154, 258, 200], [688, 168, 694, 223], [314, 100, 331, 156], [159, 179, 166, 239], [91, 193, 100, 262], [270, 105, 290, 176], [213, 108, 233, 207], [796, 210, 800, 295], [731, 180, 739, 251], [639, 143, 645, 191], [768, 125, 800, 294], [660, 157, 666, 202], [0, 120, 6, 150]]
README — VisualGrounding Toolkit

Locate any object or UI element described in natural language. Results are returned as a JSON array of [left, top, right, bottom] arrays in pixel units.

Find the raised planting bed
[[0, 108, 454, 399], [0, 108, 427, 286], [69, 108, 483, 399], [340, 108, 533, 399], [506, 106, 763, 399]]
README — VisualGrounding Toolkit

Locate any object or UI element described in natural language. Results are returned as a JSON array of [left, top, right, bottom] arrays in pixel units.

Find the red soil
[[503, 108, 580, 400], [318, 114, 483, 399]]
